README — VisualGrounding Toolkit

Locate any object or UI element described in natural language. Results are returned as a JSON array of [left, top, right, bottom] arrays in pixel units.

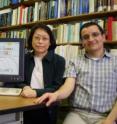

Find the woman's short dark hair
[[27, 23, 56, 50], [80, 21, 105, 40]]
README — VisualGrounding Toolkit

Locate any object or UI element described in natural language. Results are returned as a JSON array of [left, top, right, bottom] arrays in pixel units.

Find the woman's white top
[[30, 56, 44, 89]]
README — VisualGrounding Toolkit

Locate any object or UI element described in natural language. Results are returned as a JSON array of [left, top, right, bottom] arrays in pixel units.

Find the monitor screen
[[0, 38, 24, 82]]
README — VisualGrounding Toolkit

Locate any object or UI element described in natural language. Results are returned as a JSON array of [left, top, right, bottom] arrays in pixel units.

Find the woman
[[20, 24, 65, 124]]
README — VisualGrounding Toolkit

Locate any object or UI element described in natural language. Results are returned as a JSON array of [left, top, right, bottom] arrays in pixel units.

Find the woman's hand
[[21, 86, 37, 98]]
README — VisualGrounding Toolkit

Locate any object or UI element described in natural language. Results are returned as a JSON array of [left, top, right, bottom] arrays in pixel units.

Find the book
[[112, 20, 117, 41], [107, 16, 115, 41], [110, 49, 117, 56], [11, 0, 19, 4]]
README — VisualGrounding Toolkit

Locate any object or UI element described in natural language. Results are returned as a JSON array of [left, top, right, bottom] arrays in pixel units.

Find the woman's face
[[32, 28, 50, 56]]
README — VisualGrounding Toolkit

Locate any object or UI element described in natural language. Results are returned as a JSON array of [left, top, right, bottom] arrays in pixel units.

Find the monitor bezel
[[0, 38, 24, 82]]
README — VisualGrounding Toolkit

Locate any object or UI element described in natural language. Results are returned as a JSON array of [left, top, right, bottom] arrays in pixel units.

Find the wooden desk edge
[[0, 96, 45, 115]]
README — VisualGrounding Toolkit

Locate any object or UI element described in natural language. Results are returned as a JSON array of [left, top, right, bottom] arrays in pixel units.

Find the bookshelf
[[0, 0, 117, 60], [0, 10, 117, 31], [0, 1, 117, 50]]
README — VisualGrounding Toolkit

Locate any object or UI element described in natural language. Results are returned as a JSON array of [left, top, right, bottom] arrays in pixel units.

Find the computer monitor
[[0, 38, 24, 82]]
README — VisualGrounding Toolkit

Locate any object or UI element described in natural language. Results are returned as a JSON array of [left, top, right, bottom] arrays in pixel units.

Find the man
[[35, 22, 117, 124]]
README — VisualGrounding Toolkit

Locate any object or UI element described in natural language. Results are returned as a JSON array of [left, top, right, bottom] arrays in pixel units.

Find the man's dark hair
[[27, 23, 56, 50], [80, 22, 105, 40]]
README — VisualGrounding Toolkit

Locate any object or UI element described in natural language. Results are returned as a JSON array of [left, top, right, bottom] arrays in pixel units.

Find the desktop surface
[[0, 96, 44, 115]]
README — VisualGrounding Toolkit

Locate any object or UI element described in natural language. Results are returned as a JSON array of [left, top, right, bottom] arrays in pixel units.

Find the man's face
[[81, 25, 106, 53]]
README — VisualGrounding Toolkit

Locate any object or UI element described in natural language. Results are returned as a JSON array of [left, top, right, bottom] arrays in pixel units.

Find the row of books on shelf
[[54, 18, 117, 43], [0, 29, 29, 47], [0, 21, 95, 44], [55, 23, 80, 44], [0, 17, 117, 43], [1, 0, 117, 12], [1, 0, 117, 26], [0, 28, 29, 39], [0, 0, 10, 8], [0, 0, 28, 8], [55, 45, 117, 61], [55, 45, 83, 61]]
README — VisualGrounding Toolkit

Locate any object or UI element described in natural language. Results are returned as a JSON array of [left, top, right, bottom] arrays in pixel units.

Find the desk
[[0, 96, 43, 124], [0, 95, 43, 115]]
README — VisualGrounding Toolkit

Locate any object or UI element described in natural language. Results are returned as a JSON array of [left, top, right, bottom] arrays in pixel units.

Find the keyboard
[[0, 87, 22, 96]]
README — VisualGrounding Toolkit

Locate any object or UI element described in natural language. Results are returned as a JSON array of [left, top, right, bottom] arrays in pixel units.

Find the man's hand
[[34, 92, 59, 106], [101, 118, 115, 124]]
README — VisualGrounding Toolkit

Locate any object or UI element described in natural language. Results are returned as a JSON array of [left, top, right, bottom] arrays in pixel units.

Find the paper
[[0, 87, 22, 96]]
